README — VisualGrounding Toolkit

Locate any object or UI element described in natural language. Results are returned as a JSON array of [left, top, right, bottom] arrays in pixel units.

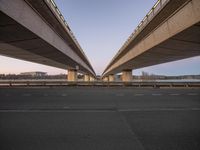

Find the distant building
[[96, 75, 101, 80], [20, 71, 47, 77]]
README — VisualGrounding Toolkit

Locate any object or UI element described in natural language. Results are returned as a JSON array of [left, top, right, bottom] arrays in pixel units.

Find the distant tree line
[[0, 74, 66, 79], [0, 72, 200, 80], [137, 71, 200, 80], [0, 74, 85, 80]]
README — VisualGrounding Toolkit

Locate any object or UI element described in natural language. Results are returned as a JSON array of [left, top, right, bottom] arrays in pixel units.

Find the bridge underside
[[107, 22, 200, 75], [0, 12, 73, 69], [0, 11, 91, 74], [103, 0, 200, 77]]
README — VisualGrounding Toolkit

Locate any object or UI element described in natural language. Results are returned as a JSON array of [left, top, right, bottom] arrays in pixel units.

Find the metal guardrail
[[107, 0, 170, 71], [0, 80, 200, 88]]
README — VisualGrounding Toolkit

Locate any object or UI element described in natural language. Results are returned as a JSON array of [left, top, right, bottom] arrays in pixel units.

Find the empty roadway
[[0, 87, 200, 150]]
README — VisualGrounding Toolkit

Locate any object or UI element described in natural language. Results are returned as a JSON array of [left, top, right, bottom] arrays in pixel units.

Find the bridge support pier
[[84, 74, 90, 82], [68, 69, 77, 81], [90, 76, 95, 82], [122, 70, 132, 82], [103, 77, 109, 82], [109, 74, 115, 82]]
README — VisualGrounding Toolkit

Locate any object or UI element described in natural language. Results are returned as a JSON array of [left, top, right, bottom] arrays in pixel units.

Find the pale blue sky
[[0, 0, 200, 75]]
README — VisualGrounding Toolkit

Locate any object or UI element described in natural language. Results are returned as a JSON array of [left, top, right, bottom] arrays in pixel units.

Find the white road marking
[[1, 107, 200, 112], [187, 93, 198, 96], [134, 94, 144, 96], [152, 93, 162, 96], [0, 110, 116, 112], [169, 93, 180, 96], [119, 108, 200, 112], [191, 108, 200, 110]]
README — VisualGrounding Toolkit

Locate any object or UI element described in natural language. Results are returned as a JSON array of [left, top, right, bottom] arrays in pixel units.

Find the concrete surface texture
[[84, 74, 90, 82], [122, 70, 132, 82], [0, 87, 200, 150], [108, 74, 115, 82], [68, 69, 77, 81], [103, 76, 109, 82]]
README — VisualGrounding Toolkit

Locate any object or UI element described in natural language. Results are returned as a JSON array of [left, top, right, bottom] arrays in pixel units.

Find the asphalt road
[[0, 87, 200, 150]]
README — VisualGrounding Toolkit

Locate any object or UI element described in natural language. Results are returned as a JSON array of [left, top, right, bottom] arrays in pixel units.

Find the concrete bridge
[[102, 0, 200, 82], [0, 0, 96, 81]]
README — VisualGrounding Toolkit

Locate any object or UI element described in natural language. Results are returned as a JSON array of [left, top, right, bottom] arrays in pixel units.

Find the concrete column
[[108, 74, 115, 82], [103, 76, 109, 82], [84, 74, 90, 82], [67, 69, 77, 81], [90, 76, 95, 82], [122, 69, 132, 82]]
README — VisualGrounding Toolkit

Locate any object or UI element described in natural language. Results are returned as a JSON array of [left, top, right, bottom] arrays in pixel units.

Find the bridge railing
[[0, 80, 199, 88], [45, 0, 87, 57], [110, 0, 170, 64]]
